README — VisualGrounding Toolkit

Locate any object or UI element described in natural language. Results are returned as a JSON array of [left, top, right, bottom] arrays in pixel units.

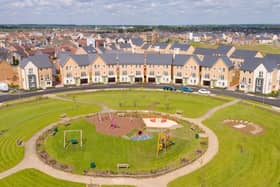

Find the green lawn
[[0, 98, 100, 172], [0, 169, 84, 187], [45, 119, 203, 174], [236, 44, 280, 55], [168, 103, 280, 187], [188, 41, 280, 55], [63, 90, 228, 118]]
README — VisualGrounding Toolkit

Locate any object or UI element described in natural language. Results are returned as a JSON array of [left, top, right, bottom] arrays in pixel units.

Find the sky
[[0, 0, 279, 25]]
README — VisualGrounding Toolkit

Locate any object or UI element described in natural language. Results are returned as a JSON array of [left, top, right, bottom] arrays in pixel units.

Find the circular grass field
[[0, 89, 279, 187], [43, 118, 206, 175]]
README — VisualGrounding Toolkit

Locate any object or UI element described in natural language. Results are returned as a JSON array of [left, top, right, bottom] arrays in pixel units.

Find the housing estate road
[[0, 84, 279, 107], [0, 98, 240, 187]]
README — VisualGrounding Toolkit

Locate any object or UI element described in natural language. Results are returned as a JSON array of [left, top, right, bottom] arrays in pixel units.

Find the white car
[[0, 82, 9, 92], [198, 89, 211, 94]]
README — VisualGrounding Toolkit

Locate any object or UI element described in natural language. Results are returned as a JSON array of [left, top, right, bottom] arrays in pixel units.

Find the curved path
[[0, 94, 240, 187]]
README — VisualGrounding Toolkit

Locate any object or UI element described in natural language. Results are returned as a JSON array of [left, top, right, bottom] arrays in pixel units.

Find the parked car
[[163, 85, 176, 91], [180, 86, 193, 92], [198, 89, 211, 94], [0, 82, 9, 92]]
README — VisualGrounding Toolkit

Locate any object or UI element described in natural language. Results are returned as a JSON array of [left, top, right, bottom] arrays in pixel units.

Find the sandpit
[[223, 119, 264, 135], [87, 112, 145, 136]]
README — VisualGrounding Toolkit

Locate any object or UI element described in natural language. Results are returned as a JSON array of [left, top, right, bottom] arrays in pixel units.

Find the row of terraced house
[[18, 44, 280, 94]]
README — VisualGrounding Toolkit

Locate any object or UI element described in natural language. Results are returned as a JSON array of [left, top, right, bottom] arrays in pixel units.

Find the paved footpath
[[0, 96, 240, 187]]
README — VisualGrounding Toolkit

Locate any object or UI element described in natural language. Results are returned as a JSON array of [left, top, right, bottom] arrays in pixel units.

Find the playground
[[42, 114, 206, 175]]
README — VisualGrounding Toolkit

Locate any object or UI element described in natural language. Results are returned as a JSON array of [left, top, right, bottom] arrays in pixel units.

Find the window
[[259, 71, 263, 78], [248, 78, 251, 84], [204, 74, 210, 79], [28, 68, 33, 74], [177, 72, 182, 77], [192, 73, 196, 78], [222, 68, 226, 72], [163, 71, 169, 76], [95, 71, 100, 76], [149, 71, 155, 76], [220, 75, 224, 80], [81, 72, 87, 77], [109, 71, 114, 76], [66, 73, 72, 78], [136, 71, 141, 76], [45, 75, 50, 80], [122, 71, 127, 75]]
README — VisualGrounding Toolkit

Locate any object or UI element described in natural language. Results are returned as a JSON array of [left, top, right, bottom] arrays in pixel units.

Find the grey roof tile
[[118, 53, 144, 65], [201, 55, 233, 68], [146, 54, 173, 65], [152, 42, 168, 49], [194, 48, 216, 56], [231, 49, 259, 59], [20, 54, 52, 69], [170, 43, 190, 51], [173, 55, 201, 66]]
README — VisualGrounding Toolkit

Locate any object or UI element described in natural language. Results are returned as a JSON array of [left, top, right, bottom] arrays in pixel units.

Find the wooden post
[[64, 131, 66, 148], [80, 130, 83, 147]]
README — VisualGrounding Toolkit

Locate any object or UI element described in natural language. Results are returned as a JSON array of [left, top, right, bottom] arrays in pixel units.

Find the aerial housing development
[[0, 25, 279, 187]]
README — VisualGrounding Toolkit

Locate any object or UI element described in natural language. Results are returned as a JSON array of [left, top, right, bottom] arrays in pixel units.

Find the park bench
[[117, 163, 129, 169]]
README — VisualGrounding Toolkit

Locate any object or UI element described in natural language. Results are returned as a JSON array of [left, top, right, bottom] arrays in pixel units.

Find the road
[[0, 84, 279, 107]]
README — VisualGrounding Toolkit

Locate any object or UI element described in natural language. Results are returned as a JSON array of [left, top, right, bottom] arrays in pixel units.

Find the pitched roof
[[240, 57, 279, 72], [146, 54, 173, 65], [20, 54, 53, 69], [119, 43, 131, 49], [152, 42, 168, 49], [82, 45, 97, 54], [71, 55, 94, 66], [200, 55, 233, 68], [59, 54, 98, 67], [215, 45, 234, 55], [170, 43, 191, 51], [240, 58, 262, 72], [230, 49, 259, 59], [194, 48, 216, 56], [142, 44, 150, 49], [118, 53, 144, 65], [131, 38, 144, 46], [100, 54, 117, 65], [173, 55, 201, 66]]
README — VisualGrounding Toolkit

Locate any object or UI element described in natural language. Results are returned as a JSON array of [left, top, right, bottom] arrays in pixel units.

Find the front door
[[255, 78, 264, 93], [28, 74, 37, 89]]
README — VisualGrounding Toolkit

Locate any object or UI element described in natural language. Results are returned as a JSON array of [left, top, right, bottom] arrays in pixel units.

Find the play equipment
[[63, 130, 83, 148], [156, 130, 174, 156], [52, 127, 58, 136], [90, 161, 96, 169], [111, 118, 116, 128], [98, 112, 102, 122], [131, 134, 152, 141]]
